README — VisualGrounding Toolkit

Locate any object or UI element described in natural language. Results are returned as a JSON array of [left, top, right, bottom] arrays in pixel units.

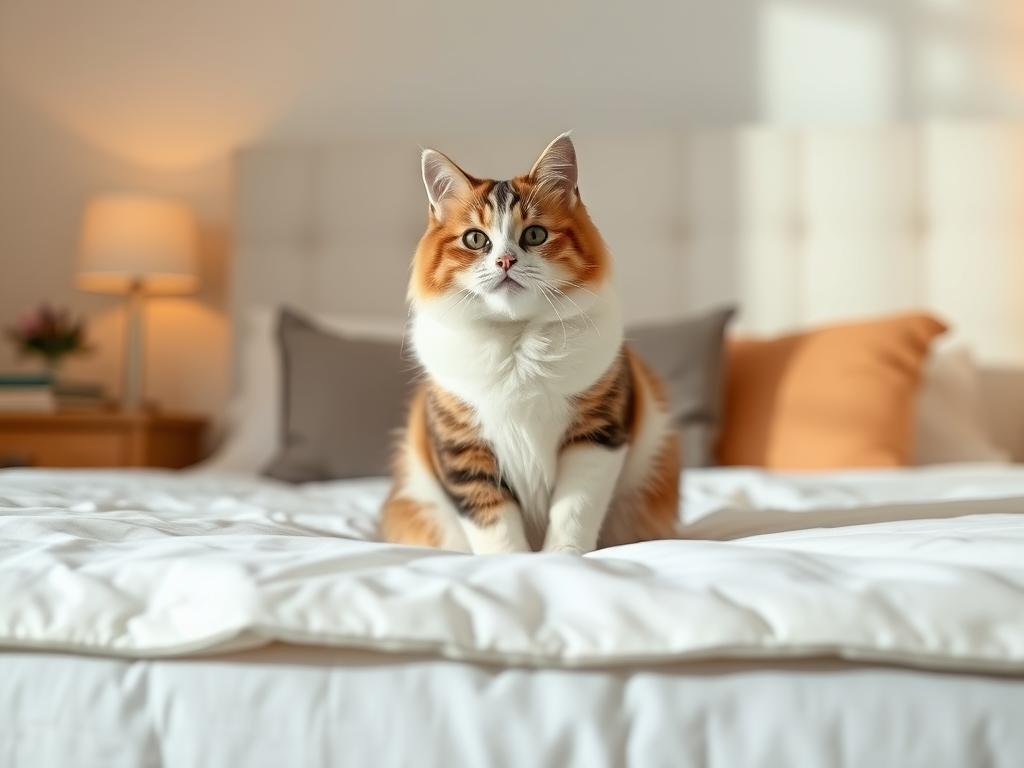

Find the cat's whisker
[[552, 278, 599, 300], [439, 288, 474, 321], [546, 283, 600, 336], [548, 280, 600, 324], [536, 283, 569, 349], [400, 305, 416, 358]]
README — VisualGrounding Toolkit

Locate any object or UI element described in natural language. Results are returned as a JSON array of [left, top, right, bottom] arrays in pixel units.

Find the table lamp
[[77, 194, 200, 410]]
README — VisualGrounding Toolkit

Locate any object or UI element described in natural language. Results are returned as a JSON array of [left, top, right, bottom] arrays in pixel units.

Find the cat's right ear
[[421, 149, 471, 220]]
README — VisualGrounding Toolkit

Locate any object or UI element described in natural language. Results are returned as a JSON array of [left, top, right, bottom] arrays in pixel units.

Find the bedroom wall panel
[[728, 131, 802, 334], [308, 146, 421, 318], [236, 148, 320, 319], [798, 129, 922, 324], [922, 125, 1024, 366], [681, 133, 744, 317], [575, 134, 685, 324], [235, 123, 1024, 365]]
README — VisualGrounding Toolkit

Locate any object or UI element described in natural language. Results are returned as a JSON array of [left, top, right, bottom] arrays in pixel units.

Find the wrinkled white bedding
[[2, 465, 1023, 674]]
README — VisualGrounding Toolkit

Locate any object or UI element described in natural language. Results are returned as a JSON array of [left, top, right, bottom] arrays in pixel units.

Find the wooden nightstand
[[0, 411, 207, 469]]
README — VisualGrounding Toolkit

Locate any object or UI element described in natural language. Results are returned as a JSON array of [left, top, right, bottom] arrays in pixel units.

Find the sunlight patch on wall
[[759, 2, 896, 123], [981, 2, 1024, 112], [986, 47, 1024, 108], [53, 102, 274, 171], [0, 80, 286, 172]]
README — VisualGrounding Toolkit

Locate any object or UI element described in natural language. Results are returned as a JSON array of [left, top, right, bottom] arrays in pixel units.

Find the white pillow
[[198, 307, 406, 474], [913, 339, 1010, 465]]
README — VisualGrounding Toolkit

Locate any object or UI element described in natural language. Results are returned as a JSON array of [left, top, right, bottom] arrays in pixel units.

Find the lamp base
[[122, 282, 145, 411]]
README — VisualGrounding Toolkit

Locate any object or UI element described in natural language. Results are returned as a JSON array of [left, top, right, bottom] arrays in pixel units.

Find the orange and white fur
[[382, 133, 679, 554]]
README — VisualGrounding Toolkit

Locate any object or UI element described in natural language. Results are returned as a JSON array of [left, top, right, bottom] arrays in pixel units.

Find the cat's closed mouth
[[494, 275, 524, 291]]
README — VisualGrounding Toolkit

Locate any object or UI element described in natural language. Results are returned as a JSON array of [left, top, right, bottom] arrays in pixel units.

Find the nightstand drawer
[[0, 428, 126, 468], [0, 411, 206, 469]]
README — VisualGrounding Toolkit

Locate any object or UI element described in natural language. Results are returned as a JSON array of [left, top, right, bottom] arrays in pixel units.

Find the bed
[[4, 125, 1024, 767], [3, 466, 1024, 766]]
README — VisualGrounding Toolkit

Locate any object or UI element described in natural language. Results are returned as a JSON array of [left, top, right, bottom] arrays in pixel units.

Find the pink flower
[[14, 312, 41, 338], [5, 303, 90, 362]]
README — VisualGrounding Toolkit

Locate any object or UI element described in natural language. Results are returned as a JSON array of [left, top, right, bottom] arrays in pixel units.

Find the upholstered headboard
[[234, 122, 1024, 457]]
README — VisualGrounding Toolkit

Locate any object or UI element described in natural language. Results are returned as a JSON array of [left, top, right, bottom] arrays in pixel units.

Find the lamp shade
[[77, 195, 200, 295]]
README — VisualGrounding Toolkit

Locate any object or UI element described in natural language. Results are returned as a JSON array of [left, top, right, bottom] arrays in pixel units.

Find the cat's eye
[[462, 229, 490, 250], [521, 225, 548, 248]]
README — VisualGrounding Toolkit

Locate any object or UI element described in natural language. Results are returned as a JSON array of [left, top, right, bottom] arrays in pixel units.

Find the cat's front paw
[[541, 540, 587, 556]]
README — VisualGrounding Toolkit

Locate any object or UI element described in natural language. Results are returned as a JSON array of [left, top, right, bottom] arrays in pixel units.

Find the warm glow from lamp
[[78, 195, 199, 295]]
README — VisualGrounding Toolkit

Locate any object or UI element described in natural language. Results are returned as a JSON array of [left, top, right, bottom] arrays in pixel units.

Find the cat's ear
[[421, 149, 472, 220], [528, 132, 578, 205]]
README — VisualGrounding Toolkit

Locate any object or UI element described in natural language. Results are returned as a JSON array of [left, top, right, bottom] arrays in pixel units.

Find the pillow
[[628, 306, 736, 467], [977, 367, 1024, 463], [718, 312, 947, 469], [199, 308, 405, 474], [914, 339, 1010, 465], [263, 309, 417, 482], [207, 304, 737, 475]]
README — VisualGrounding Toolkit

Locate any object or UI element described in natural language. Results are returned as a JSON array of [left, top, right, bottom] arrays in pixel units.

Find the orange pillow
[[717, 313, 947, 469]]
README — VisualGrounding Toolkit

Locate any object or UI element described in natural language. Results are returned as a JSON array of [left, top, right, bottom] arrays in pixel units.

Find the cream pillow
[[913, 339, 1010, 465]]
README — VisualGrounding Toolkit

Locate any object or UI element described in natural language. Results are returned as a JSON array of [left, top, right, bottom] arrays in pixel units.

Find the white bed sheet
[[2, 645, 1022, 768], [1, 465, 1024, 671]]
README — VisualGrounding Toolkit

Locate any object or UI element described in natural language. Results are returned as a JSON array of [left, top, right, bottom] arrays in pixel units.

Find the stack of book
[[0, 374, 108, 412], [0, 373, 55, 412]]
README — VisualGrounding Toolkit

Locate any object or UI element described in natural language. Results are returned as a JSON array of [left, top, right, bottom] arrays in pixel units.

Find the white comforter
[[2, 465, 1024, 673]]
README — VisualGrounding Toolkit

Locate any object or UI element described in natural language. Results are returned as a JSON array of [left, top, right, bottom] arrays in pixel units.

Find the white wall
[[0, 0, 1022, 417]]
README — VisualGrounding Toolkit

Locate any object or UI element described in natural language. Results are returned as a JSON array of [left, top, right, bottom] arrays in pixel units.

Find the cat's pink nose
[[497, 253, 517, 272]]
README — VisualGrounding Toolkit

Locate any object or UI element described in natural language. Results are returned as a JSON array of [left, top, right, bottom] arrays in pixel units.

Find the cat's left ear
[[421, 149, 472, 221], [528, 132, 578, 206]]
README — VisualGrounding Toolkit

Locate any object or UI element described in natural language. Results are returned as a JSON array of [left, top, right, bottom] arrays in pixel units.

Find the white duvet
[[2, 465, 1024, 674]]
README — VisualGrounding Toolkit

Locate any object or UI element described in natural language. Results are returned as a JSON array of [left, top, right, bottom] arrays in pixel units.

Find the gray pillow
[[263, 308, 417, 482], [265, 305, 735, 481], [627, 306, 736, 467]]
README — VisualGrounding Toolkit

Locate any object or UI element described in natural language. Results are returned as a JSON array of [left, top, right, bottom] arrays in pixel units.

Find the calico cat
[[382, 133, 679, 554]]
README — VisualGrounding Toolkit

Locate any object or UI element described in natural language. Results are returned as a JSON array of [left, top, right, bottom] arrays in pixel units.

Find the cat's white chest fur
[[413, 289, 623, 541]]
